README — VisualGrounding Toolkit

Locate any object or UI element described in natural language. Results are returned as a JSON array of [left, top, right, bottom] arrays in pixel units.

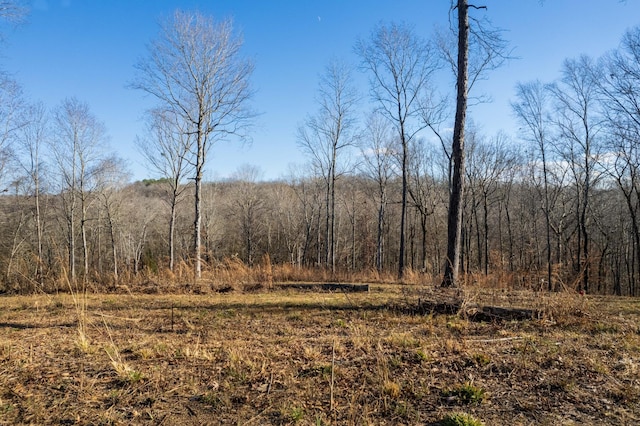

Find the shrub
[[441, 412, 484, 426], [442, 383, 485, 405]]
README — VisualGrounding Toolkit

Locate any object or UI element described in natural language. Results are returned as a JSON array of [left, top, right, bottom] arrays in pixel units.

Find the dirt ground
[[0, 285, 639, 425]]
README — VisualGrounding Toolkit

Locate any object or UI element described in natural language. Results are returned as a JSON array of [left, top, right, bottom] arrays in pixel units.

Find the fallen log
[[468, 305, 538, 322], [278, 283, 370, 293], [412, 299, 540, 322]]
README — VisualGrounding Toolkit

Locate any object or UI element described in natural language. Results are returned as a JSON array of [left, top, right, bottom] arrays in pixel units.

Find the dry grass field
[[0, 284, 639, 425]]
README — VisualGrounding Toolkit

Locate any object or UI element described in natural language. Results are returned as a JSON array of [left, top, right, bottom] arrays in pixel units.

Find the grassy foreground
[[0, 285, 639, 425]]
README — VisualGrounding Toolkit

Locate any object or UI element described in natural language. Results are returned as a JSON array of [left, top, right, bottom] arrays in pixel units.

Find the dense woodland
[[1, 8, 640, 296]]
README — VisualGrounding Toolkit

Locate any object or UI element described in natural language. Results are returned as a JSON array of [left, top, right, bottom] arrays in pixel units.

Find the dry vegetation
[[0, 281, 639, 425]]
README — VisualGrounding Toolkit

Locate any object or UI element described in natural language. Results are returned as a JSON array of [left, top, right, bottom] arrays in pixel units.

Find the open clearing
[[0, 285, 639, 425]]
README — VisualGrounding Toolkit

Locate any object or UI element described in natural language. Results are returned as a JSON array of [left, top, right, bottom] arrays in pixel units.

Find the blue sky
[[3, 0, 640, 182]]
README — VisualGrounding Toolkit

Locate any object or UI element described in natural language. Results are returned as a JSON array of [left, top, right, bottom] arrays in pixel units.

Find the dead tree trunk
[[443, 0, 470, 287]]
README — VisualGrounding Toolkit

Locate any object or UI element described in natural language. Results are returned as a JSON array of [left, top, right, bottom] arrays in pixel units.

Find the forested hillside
[[1, 6, 640, 296]]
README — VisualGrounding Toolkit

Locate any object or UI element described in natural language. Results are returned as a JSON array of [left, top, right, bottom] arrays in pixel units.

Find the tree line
[[1, 6, 640, 295]]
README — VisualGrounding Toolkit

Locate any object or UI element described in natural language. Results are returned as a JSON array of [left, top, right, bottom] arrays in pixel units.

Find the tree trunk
[[581, 152, 590, 293], [351, 205, 356, 271], [106, 209, 118, 282], [442, 0, 469, 287], [474, 199, 482, 270], [330, 166, 336, 274], [399, 136, 408, 279], [69, 197, 76, 282], [420, 212, 428, 272], [324, 176, 331, 269], [483, 192, 489, 276], [34, 165, 44, 283], [194, 123, 205, 279], [81, 201, 89, 282], [169, 195, 177, 271], [376, 199, 385, 272]]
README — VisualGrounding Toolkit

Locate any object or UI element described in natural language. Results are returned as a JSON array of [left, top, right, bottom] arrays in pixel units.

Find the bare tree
[[15, 101, 47, 282], [136, 108, 194, 271], [441, 0, 471, 287], [339, 178, 364, 271], [0, 72, 23, 183], [407, 138, 443, 272], [227, 164, 265, 267], [287, 166, 323, 267], [50, 97, 108, 282], [360, 111, 395, 272], [132, 10, 255, 279], [118, 184, 158, 275], [512, 80, 555, 290], [0, 73, 24, 283], [268, 179, 305, 266], [605, 128, 640, 295], [465, 132, 518, 275], [597, 26, 640, 131], [441, 0, 510, 287], [356, 22, 439, 279], [548, 55, 603, 293], [94, 155, 130, 283], [597, 26, 640, 295], [297, 60, 360, 273]]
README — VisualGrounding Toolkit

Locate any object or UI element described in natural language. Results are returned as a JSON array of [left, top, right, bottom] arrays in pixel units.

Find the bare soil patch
[[0, 285, 638, 425]]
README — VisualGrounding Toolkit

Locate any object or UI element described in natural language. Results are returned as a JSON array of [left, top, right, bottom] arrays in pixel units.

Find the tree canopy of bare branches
[[297, 59, 360, 273], [356, 21, 440, 279], [132, 10, 255, 278]]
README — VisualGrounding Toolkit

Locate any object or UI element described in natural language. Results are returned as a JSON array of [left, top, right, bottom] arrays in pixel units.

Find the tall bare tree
[[15, 101, 47, 282], [598, 26, 640, 295], [465, 132, 518, 275], [132, 10, 255, 278], [441, 0, 470, 287], [512, 80, 555, 290], [136, 108, 194, 271], [548, 55, 602, 293], [50, 97, 108, 282], [297, 60, 360, 273], [356, 22, 439, 279], [441, 0, 509, 287], [360, 112, 395, 272], [94, 155, 130, 282], [408, 137, 448, 273]]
